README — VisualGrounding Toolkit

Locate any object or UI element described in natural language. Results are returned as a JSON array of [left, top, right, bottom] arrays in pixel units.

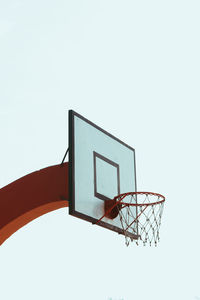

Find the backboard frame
[[68, 110, 138, 238]]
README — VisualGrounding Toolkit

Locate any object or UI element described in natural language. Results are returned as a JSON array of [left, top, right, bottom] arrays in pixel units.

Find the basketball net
[[114, 192, 165, 246]]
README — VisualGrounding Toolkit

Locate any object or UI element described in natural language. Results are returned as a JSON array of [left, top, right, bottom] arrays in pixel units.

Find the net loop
[[114, 192, 165, 246]]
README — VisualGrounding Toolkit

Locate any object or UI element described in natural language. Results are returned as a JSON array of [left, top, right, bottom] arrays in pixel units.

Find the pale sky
[[0, 1, 200, 300]]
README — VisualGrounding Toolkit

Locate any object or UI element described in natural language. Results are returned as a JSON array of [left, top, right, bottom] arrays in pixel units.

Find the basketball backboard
[[68, 110, 138, 239]]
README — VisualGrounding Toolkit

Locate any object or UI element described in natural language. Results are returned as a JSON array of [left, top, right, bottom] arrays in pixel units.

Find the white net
[[115, 192, 165, 246]]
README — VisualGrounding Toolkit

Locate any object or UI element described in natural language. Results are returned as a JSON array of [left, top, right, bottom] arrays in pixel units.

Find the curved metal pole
[[0, 163, 69, 245]]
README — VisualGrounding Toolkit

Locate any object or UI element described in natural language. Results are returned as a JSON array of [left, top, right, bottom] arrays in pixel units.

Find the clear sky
[[0, 1, 200, 300]]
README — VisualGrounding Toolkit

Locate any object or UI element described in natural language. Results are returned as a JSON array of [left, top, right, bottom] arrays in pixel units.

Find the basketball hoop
[[96, 192, 165, 246]]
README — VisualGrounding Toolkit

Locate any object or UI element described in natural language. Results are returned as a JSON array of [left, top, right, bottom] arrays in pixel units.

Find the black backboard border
[[68, 110, 138, 239]]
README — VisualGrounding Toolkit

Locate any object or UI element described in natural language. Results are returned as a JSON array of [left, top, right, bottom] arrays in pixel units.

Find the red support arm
[[0, 163, 69, 245]]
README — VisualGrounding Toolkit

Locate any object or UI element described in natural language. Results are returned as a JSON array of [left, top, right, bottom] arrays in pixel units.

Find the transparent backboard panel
[[69, 110, 137, 238]]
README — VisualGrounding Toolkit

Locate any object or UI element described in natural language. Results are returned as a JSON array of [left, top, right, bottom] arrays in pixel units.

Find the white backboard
[[69, 110, 137, 237]]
